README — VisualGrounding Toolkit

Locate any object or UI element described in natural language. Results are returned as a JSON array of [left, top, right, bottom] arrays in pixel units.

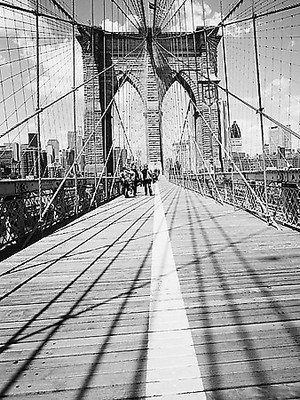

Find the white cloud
[[166, 1, 221, 31], [0, 2, 84, 147], [100, 15, 139, 32], [225, 22, 252, 38], [0, 54, 6, 65]]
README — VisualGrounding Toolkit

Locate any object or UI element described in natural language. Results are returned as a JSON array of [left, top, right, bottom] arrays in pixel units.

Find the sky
[[1, 0, 300, 162]]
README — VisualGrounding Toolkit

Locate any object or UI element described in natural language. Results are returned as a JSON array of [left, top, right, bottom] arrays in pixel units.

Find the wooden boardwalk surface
[[0, 178, 299, 399]]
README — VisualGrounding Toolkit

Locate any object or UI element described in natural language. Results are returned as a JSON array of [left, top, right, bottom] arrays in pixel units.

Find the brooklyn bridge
[[0, 0, 300, 399]]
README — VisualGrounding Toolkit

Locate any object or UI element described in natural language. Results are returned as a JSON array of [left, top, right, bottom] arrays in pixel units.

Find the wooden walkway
[[0, 178, 299, 400]]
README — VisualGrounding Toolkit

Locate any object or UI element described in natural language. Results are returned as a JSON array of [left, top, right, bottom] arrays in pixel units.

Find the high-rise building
[[28, 133, 38, 148], [230, 121, 243, 154], [20, 144, 38, 178], [47, 139, 60, 161], [268, 125, 291, 155], [67, 127, 84, 173]]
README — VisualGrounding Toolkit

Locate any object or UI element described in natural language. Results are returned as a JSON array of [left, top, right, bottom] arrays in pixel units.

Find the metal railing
[[169, 170, 300, 230], [0, 177, 121, 252]]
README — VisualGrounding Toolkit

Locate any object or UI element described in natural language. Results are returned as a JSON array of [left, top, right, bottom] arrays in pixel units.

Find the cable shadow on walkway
[[73, 241, 153, 400], [0, 196, 157, 398], [0, 197, 153, 300], [0, 196, 155, 354], [0, 197, 150, 278], [75, 183, 184, 399], [0, 186, 181, 399], [200, 195, 300, 349], [184, 189, 294, 400]]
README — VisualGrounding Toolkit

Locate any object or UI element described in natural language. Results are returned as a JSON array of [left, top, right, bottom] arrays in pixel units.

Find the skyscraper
[[47, 139, 60, 162], [268, 125, 291, 155]]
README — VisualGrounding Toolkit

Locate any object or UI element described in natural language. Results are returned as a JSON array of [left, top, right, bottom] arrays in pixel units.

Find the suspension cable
[[89, 142, 115, 208], [1, 38, 146, 139], [112, 98, 134, 158], [155, 37, 300, 143]]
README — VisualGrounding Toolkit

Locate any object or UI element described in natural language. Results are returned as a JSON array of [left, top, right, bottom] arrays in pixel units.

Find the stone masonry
[[77, 25, 221, 173]]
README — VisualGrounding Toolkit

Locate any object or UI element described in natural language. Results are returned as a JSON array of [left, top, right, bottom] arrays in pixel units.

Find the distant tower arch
[[77, 25, 221, 173]]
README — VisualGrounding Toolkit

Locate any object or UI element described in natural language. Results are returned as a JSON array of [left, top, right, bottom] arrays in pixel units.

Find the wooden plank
[[0, 178, 299, 399]]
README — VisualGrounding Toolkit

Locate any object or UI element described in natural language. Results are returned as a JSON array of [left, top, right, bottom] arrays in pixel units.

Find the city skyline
[[0, 1, 299, 162]]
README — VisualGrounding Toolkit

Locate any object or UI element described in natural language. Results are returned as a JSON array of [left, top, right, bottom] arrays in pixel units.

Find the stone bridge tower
[[77, 26, 221, 174]]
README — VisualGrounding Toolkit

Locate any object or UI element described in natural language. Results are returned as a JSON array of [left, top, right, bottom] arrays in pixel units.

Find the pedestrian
[[130, 163, 141, 196], [141, 164, 153, 196], [120, 167, 133, 198]]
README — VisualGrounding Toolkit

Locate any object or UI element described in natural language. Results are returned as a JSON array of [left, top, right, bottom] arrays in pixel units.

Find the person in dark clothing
[[141, 164, 153, 196], [120, 167, 134, 198], [130, 163, 141, 196]]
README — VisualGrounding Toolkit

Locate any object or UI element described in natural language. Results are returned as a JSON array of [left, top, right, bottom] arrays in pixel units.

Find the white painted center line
[[146, 184, 207, 399]]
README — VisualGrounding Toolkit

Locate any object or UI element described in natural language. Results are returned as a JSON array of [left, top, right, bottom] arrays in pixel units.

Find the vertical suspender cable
[[252, 1, 269, 220], [220, 0, 235, 202], [190, 0, 201, 172], [36, 0, 42, 224], [220, 0, 232, 163], [91, 0, 97, 184], [201, 0, 214, 168], [72, 0, 78, 214], [103, 0, 108, 197], [103, 0, 107, 173], [111, 0, 115, 174]]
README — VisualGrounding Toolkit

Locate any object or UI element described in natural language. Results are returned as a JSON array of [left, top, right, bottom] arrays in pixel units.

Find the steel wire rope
[[0, 44, 74, 130], [154, 36, 300, 142], [234, 0, 295, 22], [112, 99, 134, 157], [192, 96, 271, 217], [251, 0, 269, 218], [201, 0, 216, 171], [35, 0, 43, 223], [74, 41, 146, 212], [160, 0, 191, 32], [222, 2, 300, 27], [152, 0, 166, 30], [0, 2, 78, 26], [0, 37, 146, 139], [109, 0, 142, 31], [191, 135, 224, 203], [130, 0, 145, 28], [89, 142, 115, 208], [156, 0, 178, 31], [139, 0, 147, 31], [219, 0, 232, 170], [190, 0, 204, 172], [72, 0, 78, 214], [154, 38, 277, 217], [103, 0, 107, 187], [0, 12, 76, 131], [108, 142, 123, 198], [183, 0, 195, 176]]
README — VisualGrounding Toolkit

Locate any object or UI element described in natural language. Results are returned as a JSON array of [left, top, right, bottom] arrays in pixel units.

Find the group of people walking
[[120, 163, 159, 198]]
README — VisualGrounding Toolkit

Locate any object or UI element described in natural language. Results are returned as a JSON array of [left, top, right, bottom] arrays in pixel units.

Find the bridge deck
[[0, 178, 299, 399]]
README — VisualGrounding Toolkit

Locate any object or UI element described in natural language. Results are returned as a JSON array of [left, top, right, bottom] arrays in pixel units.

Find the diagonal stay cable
[[159, 0, 190, 32], [1, 37, 146, 140], [109, 0, 142, 31], [21, 49, 145, 246], [112, 98, 134, 158], [156, 0, 177, 31], [154, 37, 271, 218], [155, 37, 300, 143]]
